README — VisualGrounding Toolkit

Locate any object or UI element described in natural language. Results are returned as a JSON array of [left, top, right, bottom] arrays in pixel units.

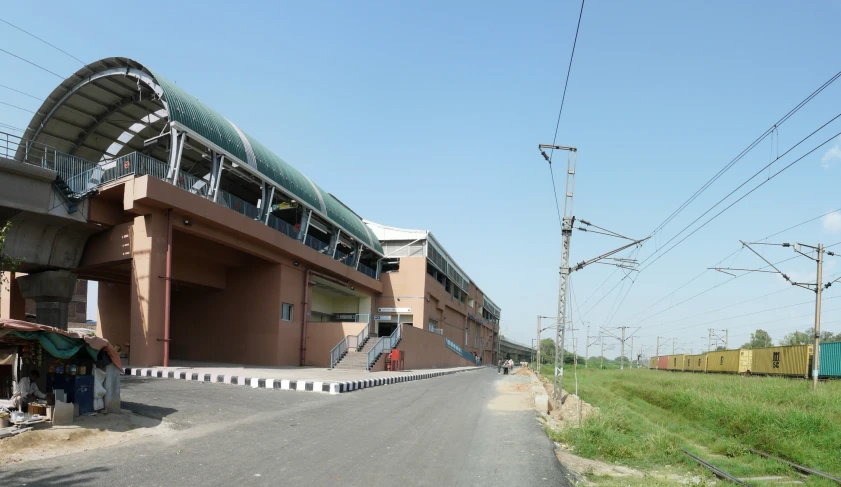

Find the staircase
[[333, 334, 378, 371], [53, 176, 98, 213]]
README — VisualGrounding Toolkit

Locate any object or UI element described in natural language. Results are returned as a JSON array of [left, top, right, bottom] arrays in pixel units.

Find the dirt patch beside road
[[0, 411, 170, 466]]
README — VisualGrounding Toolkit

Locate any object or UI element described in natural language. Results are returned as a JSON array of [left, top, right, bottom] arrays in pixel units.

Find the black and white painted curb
[[123, 366, 485, 395]]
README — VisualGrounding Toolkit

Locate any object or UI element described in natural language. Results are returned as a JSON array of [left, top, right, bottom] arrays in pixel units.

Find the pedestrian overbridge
[[499, 337, 534, 363]]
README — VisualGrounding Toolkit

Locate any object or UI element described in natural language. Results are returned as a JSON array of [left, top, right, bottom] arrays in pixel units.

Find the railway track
[[682, 447, 841, 485]]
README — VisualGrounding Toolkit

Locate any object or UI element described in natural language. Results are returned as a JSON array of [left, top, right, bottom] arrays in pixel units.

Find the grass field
[[537, 364, 841, 486]]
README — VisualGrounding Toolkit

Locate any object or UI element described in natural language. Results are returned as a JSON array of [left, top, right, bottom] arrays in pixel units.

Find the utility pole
[[629, 335, 634, 369], [716, 240, 838, 391], [672, 338, 677, 355], [600, 336, 604, 370], [655, 337, 661, 369], [546, 144, 576, 409], [725, 329, 729, 350], [707, 329, 712, 353], [584, 322, 590, 368], [536, 315, 541, 370], [813, 243, 823, 391]]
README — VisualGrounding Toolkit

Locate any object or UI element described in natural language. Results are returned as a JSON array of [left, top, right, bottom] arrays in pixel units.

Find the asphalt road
[[0, 368, 572, 487]]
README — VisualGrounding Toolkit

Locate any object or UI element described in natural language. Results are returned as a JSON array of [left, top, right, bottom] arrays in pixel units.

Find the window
[[282, 303, 294, 321], [468, 298, 475, 308]]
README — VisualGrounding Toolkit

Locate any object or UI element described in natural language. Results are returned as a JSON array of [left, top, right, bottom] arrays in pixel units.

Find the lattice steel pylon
[[540, 144, 577, 410], [539, 144, 649, 409]]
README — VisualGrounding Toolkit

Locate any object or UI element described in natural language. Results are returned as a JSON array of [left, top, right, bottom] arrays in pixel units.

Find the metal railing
[[367, 325, 401, 371], [217, 189, 259, 219], [0, 132, 381, 283], [267, 215, 300, 239], [446, 338, 478, 364], [329, 338, 349, 370], [355, 323, 369, 351], [329, 323, 371, 369], [358, 262, 376, 278], [305, 235, 329, 253]]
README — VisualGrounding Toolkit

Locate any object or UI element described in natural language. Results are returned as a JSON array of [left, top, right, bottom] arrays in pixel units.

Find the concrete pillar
[[130, 213, 168, 366], [15, 270, 78, 329], [0, 271, 26, 320]]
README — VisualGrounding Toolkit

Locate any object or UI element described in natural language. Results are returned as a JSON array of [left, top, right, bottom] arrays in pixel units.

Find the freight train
[[649, 342, 841, 378]]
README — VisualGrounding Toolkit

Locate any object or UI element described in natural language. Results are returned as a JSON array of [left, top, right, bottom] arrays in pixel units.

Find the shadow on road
[[0, 466, 108, 485], [121, 401, 178, 421]]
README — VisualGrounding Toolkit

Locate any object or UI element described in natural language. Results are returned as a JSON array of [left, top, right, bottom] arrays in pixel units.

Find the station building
[[0, 57, 501, 370], [364, 221, 501, 366]]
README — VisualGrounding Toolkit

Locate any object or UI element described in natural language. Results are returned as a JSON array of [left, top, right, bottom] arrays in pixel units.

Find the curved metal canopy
[[16, 57, 382, 254]]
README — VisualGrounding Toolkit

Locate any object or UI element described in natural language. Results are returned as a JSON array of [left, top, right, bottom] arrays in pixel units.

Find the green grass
[[539, 365, 841, 486]]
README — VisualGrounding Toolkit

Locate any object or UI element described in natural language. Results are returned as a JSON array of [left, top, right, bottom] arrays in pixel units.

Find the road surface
[[0, 368, 572, 486]]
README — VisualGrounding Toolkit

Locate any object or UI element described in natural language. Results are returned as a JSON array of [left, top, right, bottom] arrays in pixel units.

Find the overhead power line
[[0, 84, 41, 100], [582, 70, 841, 325], [0, 17, 87, 67], [648, 68, 841, 238], [0, 48, 64, 79]]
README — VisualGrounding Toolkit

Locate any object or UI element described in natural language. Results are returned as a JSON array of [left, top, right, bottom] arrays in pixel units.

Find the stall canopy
[[0, 319, 122, 370]]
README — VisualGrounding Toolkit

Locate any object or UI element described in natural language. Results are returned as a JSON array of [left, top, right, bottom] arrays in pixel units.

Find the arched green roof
[[147, 68, 382, 254]]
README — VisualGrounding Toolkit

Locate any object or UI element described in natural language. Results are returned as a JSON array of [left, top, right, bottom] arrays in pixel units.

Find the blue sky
[[3, 1, 841, 357]]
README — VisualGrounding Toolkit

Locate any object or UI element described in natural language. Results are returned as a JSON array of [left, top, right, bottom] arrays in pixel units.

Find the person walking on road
[[497, 359, 502, 374]]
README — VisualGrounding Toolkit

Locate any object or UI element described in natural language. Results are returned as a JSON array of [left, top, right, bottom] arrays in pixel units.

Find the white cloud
[[821, 138, 841, 169], [823, 212, 841, 234]]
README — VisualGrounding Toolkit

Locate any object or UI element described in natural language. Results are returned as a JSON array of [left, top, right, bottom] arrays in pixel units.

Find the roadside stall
[[0, 319, 122, 437]]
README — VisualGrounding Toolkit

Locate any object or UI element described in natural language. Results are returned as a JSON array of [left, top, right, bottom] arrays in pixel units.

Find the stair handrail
[[389, 323, 401, 349], [355, 323, 369, 351], [330, 336, 351, 369], [366, 337, 387, 371], [367, 326, 401, 371]]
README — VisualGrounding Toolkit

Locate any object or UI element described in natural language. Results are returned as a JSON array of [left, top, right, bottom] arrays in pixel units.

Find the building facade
[[365, 221, 501, 365], [0, 56, 501, 370]]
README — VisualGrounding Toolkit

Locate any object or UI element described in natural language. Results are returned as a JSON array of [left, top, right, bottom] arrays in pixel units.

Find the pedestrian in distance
[[498, 359, 502, 374]]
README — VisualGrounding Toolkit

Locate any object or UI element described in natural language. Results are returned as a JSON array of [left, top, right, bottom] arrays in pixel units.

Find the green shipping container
[[819, 342, 841, 378]]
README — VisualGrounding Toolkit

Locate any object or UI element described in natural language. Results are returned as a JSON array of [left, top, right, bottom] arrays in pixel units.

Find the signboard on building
[[468, 313, 485, 325], [378, 307, 411, 313], [374, 315, 393, 321]]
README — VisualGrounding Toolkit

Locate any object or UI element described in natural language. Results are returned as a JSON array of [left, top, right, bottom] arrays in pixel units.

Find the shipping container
[[657, 355, 668, 370], [706, 350, 746, 374], [649, 357, 657, 369], [684, 354, 706, 372], [750, 345, 812, 378], [819, 342, 841, 378], [666, 354, 686, 371], [739, 349, 752, 374]]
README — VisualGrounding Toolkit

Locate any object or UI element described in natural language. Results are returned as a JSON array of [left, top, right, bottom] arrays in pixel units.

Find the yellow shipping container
[[666, 354, 686, 371], [649, 357, 657, 369], [750, 345, 812, 378], [739, 349, 752, 374], [706, 350, 747, 374], [684, 354, 706, 372]]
